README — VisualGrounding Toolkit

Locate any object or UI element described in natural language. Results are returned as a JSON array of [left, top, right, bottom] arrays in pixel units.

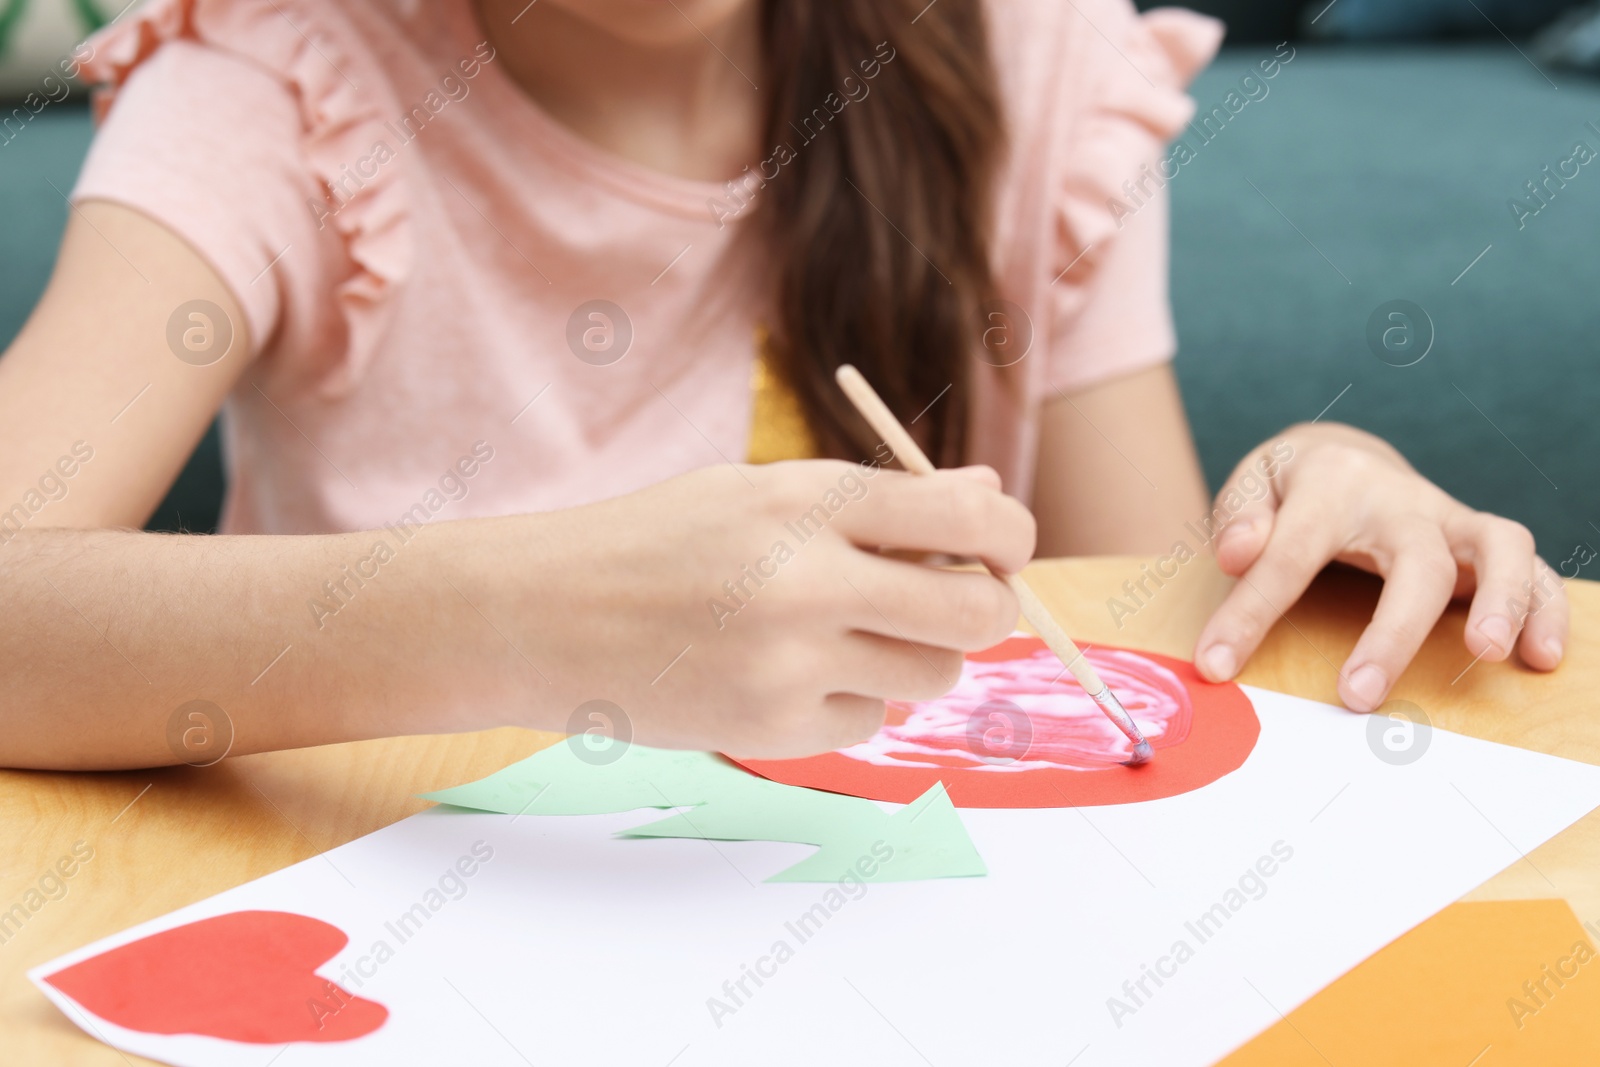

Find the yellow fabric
[[746, 326, 820, 464]]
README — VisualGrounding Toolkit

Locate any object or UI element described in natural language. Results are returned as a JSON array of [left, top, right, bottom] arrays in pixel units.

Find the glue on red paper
[[733, 634, 1259, 807]]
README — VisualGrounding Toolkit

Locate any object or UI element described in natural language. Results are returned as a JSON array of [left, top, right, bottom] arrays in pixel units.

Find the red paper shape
[[735, 636, 1258, 807], [43, 910, 387, 1044]]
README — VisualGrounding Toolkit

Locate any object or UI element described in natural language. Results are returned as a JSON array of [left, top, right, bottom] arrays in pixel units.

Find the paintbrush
[[834, 364, 1153, 766]]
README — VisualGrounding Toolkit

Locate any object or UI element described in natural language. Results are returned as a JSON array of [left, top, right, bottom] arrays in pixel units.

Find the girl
[[0, 0, 1564, 769]]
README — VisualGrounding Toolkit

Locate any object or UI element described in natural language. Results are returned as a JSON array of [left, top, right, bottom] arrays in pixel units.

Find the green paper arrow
[[420, 739, 985, 883], [628, 778, 986, 883]]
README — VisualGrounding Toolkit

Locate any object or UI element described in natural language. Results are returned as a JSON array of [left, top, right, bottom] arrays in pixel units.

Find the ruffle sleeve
[[1055, 6, 1222, 271], [76, 0, 410, 393], [1047, 4, 1223, 391]]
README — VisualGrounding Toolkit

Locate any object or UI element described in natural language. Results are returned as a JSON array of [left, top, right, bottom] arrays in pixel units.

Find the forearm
[[0, 521, 545, 770], [1031, 365, 1210, 557]]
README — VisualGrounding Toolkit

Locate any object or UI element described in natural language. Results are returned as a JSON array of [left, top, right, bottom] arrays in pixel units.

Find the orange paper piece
[[1220, 899, 1600, 1066]]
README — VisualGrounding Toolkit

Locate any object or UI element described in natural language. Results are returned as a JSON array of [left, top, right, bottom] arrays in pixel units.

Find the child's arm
[[0, 205, 1037, 771], [0, 203, 250, 530], [1031, 364, 1212, 557], [0, 463, 1033, 770], [0, 523, 519, 768]]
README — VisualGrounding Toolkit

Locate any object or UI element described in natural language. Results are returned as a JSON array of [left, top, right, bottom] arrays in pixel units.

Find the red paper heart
[[44, 910, 387, 1044]]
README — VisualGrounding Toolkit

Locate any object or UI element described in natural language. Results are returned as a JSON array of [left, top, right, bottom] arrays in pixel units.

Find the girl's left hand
[[1193, 422, 1566, 711]]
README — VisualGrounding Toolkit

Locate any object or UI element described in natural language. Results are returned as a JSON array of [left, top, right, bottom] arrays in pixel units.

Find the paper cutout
[[422, 743, 729, 815], [736, 634, 1259, 807], [626, 780, 986, 882], [421, 740, 985, 882], [42, 910, 386, 1044], [1221, 899, 1600, 1065]]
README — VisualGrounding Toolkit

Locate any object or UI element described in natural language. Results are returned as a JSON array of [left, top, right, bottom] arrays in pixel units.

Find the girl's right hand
[[478, 459, 1035, 759]]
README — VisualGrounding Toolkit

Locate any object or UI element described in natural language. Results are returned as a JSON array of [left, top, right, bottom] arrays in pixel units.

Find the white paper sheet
[[32, 686, 1600, 1066]]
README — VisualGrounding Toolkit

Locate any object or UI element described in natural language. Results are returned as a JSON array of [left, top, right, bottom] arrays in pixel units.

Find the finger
[[816, 693, 889, 753], [1518, 556, 1569, 671], [728, 693, 886, 760], [1210, 441, 1292, 576], [842, 555, 1019, 653], [833, 630, 965, 702], [1451, 512, 1536, 663], [1337, 528, 1459, 712], [1194, 496, 1339, 682], [834, 468, 1037, 574], [949, 464, 1002, 490]]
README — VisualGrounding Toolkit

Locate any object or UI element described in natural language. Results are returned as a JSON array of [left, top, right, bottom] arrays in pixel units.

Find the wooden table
[[5, 556, 1598, 1063]]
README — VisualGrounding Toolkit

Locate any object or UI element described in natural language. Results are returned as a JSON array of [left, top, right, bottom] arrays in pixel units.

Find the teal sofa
[[2, 44, 1596, 565], [1170, 44, 1599, 572]]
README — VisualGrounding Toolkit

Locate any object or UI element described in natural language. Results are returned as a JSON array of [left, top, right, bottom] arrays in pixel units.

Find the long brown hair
[[756, 0, 1004, 467]]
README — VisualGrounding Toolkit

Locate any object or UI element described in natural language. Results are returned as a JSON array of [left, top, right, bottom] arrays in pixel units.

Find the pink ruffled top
[[71, 0, 1221, 533]]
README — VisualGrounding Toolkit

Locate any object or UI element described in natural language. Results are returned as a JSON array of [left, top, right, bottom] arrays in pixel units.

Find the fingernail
[[1217, 518, 1258, 549], [1346, 664, 1388, 711], [1476, 614, 1513, 654], [1544, 636, 1564, 662], [1201, 644, 1237, 681]]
